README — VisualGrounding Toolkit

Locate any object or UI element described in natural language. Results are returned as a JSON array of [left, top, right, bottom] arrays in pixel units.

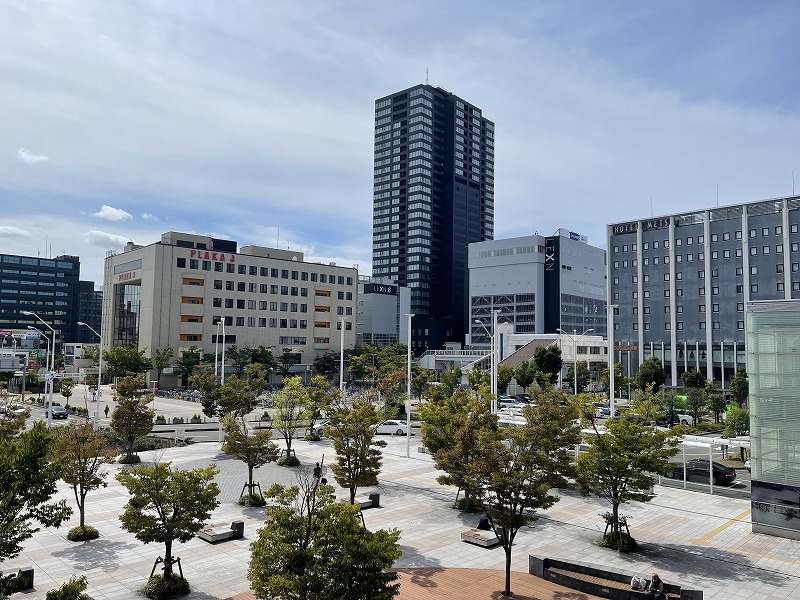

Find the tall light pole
[[214, 320, 221, 380], [557, 327, 594, 395], [607, 304, 619, 415], [339, 316, 347, 394], [406, 313, 414, 458], [22, 311, 56, 426], [220, 319, 226, 385], [78, 321, 102, 430], [475, 310, 500, 413]]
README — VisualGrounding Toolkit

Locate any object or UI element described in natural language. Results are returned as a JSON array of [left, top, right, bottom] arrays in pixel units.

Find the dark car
[[514, 393, 532, 403], [666, 459, 736, 485], [49, 406, 69, 419]]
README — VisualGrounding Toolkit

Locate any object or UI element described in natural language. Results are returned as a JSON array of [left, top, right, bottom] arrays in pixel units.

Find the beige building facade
[[102, 232, 357, 384]]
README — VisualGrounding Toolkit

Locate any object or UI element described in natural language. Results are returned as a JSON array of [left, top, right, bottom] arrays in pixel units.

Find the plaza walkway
[[5, 433, 800, 599]]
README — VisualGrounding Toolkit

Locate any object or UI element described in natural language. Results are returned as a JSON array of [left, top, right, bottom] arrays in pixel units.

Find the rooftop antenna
[[650, 197, 653, 217], [276, 227, 280, 248], [793, 171, 795, 195], [716, 184, 719, 207], [426, 67, 429, 85]]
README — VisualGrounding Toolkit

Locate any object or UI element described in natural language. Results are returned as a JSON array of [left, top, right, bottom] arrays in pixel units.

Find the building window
[[643, 306, 650, 315], [699, 287, 705, 295], [664, 290, 670, 297], [643, 274, 649, 283], [751, 284, 758, 293], [632, 323, 638, 330], [676, 239, 682, 247], [751, 266, 758, 275], [736, 284, 744, 293], [665, 323, 671, 330], [712, 303, 719, 312], [176, 258, 186, 268], [711, 234, 718, 242], [777, 244, 784, 253], [633, 307, 638, 315], [677, 322, 683, 330], [664, 273, 670, 281], [778, 264, 785, 273], [750, 229, 757, 238], [237, 299, 245, 309], [643, 291, 650, 298], [750, 247, 757, 256], [644, 323, 650, 331], [793, 224, 799, 234], [738, 321, 745, 330], [643, 242, 649, 250], [224, 299, 233, 308], [735, 231, 742, 240], [794, 282, 800, 291], [778, 282, 785, 292], [699, 305, 706, 312], [736, 267, 743, 276], [677, 305, 683, 313], [776, 225, 783, 235], [763, 246, 770, 255], [676, 272, 683, 280], [713, 321, 720, 329], [736, 248, 742, 257], [711, 269, 718, 277], [736, 302, 744, 311], [699, 270, 705, 279], [723, 249, 730, 258], [676, 288, 683, 296], [794, 263, 800, 272], [632, 292, 638, 299], [214, 280, 222, 289], [712, 251, 718, 259]]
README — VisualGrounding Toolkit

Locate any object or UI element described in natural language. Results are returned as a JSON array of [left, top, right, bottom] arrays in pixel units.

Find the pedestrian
[[104, 404, 109, 418], [642, 573, 665, 600], [313, 462, 322, 479]]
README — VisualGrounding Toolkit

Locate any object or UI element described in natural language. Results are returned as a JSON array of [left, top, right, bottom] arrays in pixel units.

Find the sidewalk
[[5, 434, 800, 599]]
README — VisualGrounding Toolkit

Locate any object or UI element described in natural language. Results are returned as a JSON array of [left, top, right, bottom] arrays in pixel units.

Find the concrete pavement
[[4, 429, 800, 599]]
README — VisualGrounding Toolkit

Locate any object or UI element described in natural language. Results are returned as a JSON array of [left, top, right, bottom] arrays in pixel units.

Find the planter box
[[190, 418, 202, 424], [461, 529, 501, 548], [172, 417, 184, 424]]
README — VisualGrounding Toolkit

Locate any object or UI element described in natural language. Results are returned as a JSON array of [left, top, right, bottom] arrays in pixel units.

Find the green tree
[[467, 365, 490, 392], [103, 346, 152, 379], [116, 462, 220, 584], [313, 350, 339, 380], [411, 368, 432, 400], [681, 368, 705, 389], [151, 347, 174, 388], [81, 344, 100, 363], [248, 479, 401, 600], [635, 357, 665, 392], [0, 423, 72, 599], [730, 367, 749, 405], [724, 405, 750, 438], [685, 387, 708, 425], [497, 364, 514, 395], [513, 360, 538, 391], [420, 388, 497, 511], [59, 378, 75, 403], [533, 344, 562, 385], [471, 389, 580, 597], [601, 362, 630, 393], [656, 388, 680, 426], [51, 423, 116, 538], [175, 346, 202, 387], [272, 376, 313, 462], [575, 390, 679, 551], [708, 391, 727, 424], [325, 397, 388, 504], [250, 345, 277, 370], [45, 575, 92, 600], [436, 368, 462, 397], [277, 349, 302, 379], [566, 361, 591, 394], [110, 375, 155, 463], [226, 345, 252, 378]]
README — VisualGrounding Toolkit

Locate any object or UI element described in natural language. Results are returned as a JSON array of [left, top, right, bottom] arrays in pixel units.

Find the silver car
[[375, 420, 409, 436]]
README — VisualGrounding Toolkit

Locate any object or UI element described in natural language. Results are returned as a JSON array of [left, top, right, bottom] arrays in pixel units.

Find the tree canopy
[[533, 345, 562, 385], [103, 346, 152, 378], [635, 357, 665, 392], [110, 375, 155, 463], [729, 368, 749, 405], [272, 376, 314, 461]]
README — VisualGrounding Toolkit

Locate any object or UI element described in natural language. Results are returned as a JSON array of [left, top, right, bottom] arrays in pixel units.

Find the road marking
[[691, 509, 752, 544]]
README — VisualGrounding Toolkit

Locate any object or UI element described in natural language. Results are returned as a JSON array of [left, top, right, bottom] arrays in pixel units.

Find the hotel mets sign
[[612, 217, 670, 235]]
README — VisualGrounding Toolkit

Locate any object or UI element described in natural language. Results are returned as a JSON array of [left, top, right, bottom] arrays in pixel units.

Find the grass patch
[[67, 525, 99, 542]]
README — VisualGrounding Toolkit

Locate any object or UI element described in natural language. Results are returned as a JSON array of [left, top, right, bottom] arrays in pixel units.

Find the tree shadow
[[51, 538, 139, 571], [393, 566, 446, 589]]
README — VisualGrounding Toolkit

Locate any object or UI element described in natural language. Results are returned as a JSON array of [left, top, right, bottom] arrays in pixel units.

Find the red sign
[[189, 250, 235, 262], [118, 271, 136, 282]]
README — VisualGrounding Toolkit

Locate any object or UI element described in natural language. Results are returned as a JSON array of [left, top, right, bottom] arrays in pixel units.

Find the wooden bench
[[197, 520, 244, 543], [461, 528, 501, 548], [529, 556, 702, 600]]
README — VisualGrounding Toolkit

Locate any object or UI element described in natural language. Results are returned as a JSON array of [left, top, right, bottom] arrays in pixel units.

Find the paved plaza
[[5, 427, 800, 600]]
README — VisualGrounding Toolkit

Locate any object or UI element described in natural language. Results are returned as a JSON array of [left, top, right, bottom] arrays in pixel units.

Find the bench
[[529, 556, 702, 600], [461, 528, 501, 548], [197, 520, 244, 543], [339, 493, 380, 510]]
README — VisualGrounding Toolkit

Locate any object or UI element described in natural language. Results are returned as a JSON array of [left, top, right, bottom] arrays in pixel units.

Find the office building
[[747, 299, 800, 540], [102, 232, 358, 386], [607, 194, 800, 388], [467, 229, 607, 347], [0, 252, 83, 351], [77, 280, 103, 344], [356, 276, 411, 347], [372, 84, 494, 353]]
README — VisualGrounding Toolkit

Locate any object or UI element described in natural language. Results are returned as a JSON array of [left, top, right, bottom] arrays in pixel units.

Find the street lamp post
[[406, 313, 414, 458], [557, 327, 594, 395], [214, 320, 221, 380], [339, 316, 347, 394], [474, 309, 500, 413], [22, 311, 56, 426], [220, 320, 226, 385], [77, 321, 103, 430], [607, 304, 619, 416]]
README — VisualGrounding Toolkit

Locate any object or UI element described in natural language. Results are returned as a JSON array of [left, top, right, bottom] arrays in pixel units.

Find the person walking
[[104, 404, 110, 418]]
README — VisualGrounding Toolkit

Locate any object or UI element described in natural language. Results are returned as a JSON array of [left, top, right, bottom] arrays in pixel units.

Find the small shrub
[[453, 497, 483, 512], [156, 415, 166, 421], [46, 575, 92, 600], [118, 454, 142, 464], [238, 493, 266, 507], [277, 455, 301, 467], [67, 525, 99, 541], [598, 531, 638, 553], [306, 432, 321, 442], [141, 574, 190, 599]]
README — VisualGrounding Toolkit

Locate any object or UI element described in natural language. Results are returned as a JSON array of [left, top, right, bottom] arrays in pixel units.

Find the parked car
[[498, 406, 525, 418], [514, 393, 532, 403], [499, 397, 525, 410], [375, 420, 409, 436], [3, 403, 28, 417], [305, 419, 331, 436], [666, 459, 737, 485], [592, 402, 620, 418], [676, 413, 695, 426], [49, 406, 69, 419]]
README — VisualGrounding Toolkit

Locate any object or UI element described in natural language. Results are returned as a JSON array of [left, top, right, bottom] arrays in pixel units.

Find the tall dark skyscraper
[[372, 84, 495, 353]]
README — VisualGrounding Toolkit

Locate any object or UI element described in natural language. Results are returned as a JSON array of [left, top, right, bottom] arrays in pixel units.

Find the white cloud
[[0, 225, 33, 238], [141, 212, 158, 220], [93, 205, 133, 221], [17, 148, 49, 164], [85, 230, 131, 248]]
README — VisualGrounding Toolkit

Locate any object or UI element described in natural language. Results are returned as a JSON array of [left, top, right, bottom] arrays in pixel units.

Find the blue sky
[[1, 1, 798, 284]]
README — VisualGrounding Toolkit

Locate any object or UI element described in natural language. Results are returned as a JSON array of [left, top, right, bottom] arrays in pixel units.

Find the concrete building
[[467, 229, 607, 348], [746, 299, 800, 540], [102, 232, 358, 385], [372, 84, 495, 353], [608, 194, 800, 388], [356, 276, 411, 347]]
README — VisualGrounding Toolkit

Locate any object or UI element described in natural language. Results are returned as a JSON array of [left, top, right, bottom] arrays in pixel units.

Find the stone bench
[[461, 528, 501, 548], [339, 493, 380, 510], [197, 520, 244, 544], [529, 556, 701, 600]]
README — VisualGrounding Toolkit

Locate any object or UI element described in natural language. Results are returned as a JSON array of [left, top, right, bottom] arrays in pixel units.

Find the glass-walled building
[[747, 300, 800, 540]]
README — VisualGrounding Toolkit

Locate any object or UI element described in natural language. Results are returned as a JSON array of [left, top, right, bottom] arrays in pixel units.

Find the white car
[[375, 420, 409, 436], [305, 419, 331, 436]]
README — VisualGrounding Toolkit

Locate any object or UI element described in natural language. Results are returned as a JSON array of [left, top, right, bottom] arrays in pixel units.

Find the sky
[[1, 0, 799, 285]]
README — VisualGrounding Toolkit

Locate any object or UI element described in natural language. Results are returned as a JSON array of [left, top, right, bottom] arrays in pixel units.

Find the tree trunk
[[503, 529, 512, 596], [349, 486, 357, 505], [612, 500, 621, 547], [163, 538, 173, 579], [248, 465, 255, 495]]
